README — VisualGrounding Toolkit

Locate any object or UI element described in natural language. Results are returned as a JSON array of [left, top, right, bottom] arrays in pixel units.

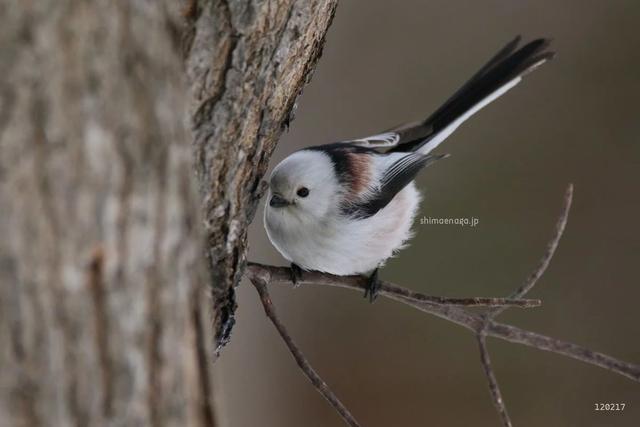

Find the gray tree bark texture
[[184, 0, 337, 351], [0, 1, 337, 426]]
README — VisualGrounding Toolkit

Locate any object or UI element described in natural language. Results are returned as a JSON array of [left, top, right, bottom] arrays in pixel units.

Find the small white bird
[[264, 37, 553, 301]]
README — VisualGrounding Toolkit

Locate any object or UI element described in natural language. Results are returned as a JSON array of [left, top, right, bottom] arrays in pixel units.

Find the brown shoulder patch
[[345, 153, 371, 200]]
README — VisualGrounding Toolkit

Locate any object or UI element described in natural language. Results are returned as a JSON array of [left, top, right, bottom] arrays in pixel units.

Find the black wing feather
[[316, 37, 552, 218], [342, 153, 448, 219]]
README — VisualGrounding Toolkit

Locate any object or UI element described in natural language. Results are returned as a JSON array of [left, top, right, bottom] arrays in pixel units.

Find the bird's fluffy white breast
[[265, 181, 421, 275]]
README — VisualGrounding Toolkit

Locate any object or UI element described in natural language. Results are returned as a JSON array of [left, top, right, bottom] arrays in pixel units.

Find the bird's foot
[[363, 268, 381, 303], [290, 263, 303, 288]]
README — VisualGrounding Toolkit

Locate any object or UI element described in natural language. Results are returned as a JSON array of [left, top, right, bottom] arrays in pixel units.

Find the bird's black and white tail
[[391, 37, 554, 154]]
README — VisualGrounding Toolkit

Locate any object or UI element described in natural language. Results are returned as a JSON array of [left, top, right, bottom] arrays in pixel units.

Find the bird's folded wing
[[339, 132, 400, 148], [341, 152, 448, 219]]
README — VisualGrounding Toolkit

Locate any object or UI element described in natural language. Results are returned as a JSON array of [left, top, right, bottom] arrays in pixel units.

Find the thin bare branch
[[477, 331, 512, 427], [491, 184, 573, 317], [486, 322, 640, 382], [478, 184, 572, 424], [244, 262, 640, 383], [244, 184, 640, 427], [249, 276, 362, 427], [246, 264, 540, 308]]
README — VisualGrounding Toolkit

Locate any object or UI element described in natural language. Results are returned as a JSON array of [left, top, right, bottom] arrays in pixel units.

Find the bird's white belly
[[265, 183, 421, 275]]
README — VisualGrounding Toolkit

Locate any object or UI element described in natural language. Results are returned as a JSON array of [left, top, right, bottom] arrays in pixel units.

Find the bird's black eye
[[296, 187, 310, 198]]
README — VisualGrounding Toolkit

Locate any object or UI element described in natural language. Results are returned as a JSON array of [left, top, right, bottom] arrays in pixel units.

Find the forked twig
[[246, 263, 640, 382], [245, 184, 640, 426], [491, 184, 573, 317], [475, 184, 572, 425]]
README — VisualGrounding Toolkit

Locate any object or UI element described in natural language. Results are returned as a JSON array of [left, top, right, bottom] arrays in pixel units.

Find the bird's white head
[[265, 150, 340, 225]]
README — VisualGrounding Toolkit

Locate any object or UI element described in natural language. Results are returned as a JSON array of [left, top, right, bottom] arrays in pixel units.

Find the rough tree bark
[[0, 1, 337, 426], [183, 0, 338, 352]]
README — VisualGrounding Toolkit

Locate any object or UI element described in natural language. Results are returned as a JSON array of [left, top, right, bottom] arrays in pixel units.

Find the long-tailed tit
[[264, 37, 554, 301]]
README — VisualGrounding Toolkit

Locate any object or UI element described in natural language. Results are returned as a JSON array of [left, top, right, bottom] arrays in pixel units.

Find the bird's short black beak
[[269, 193, 290, 208]]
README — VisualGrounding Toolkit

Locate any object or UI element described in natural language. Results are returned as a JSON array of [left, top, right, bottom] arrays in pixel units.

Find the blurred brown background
[[216, 1, 640, 426]]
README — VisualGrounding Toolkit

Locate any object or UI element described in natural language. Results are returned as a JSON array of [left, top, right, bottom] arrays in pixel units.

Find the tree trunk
[[0, 2, 217, 426], [184, 0, 337, 351], [0, 0, 336, 426]]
